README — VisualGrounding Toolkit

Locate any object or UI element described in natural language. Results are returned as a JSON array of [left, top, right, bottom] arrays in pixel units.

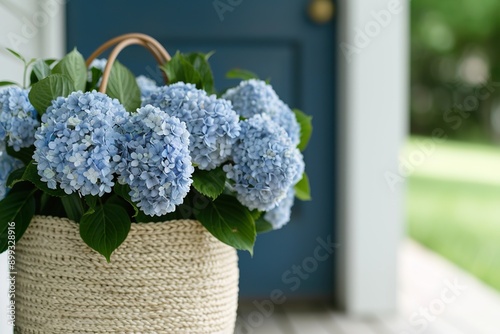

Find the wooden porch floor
[[236, 240, 500, 333]]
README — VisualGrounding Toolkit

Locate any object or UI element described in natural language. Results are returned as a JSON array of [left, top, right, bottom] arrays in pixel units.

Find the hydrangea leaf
[[293, 108, 313, 151], [6, 167, 26, 188], [0, 189, 36, 253], [106, 60, 141, 112], [84, 196, 98, 211], [80, 203, 131, 262], [195, 194, 256, 255], [88, 67, 103, 90], [28, 74, 75, 115], [161, 52, 202, 89], [294, 172, 312, 201], [61, 193, 85, 222], [6, 145, 34, 165], [250, 209, 262, 220], [192, 167, 226, 200], [31, 59, 51, 82], [6, 48, 25, 62], [255, 216, 274, 234], [52, 48, 87, 91], [0, 81, 18, 87], [226, 68, 259, 81], [113, 183, 140, 218], [30, 59, 56, 86], [185, 52, 215, 93]]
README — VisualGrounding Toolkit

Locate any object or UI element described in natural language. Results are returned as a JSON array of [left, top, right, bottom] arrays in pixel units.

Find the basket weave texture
[[14, 216, 239, 334]]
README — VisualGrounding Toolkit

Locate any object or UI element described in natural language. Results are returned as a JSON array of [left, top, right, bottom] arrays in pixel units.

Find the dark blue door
[[67, 0, 336, 301]]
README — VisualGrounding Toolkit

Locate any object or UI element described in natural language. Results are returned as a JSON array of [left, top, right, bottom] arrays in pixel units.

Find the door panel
[[67, 0, 336, 300]]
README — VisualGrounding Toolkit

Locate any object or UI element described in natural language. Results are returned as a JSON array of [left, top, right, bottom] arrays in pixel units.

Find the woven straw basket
[[13, 216, 239, 334]]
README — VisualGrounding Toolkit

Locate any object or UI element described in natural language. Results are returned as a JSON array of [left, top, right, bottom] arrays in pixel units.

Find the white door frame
[[336, 0, 408, 315]]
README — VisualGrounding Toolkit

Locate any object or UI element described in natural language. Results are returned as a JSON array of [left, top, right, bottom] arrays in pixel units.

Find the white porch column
[[336, 0, 409, 314]]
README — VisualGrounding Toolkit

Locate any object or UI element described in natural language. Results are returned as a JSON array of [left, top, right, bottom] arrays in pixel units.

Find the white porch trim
[[336, 0, 408, 315]]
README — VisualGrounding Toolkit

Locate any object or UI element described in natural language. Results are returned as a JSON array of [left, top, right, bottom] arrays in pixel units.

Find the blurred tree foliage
[[411, 0, 500, 143]]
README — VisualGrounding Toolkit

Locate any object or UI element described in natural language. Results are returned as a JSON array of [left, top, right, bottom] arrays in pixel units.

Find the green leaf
[[114, 183, 143, 219], [106, 60, 141, 112], [18, 161, 67, 197], [294, 172, 312, 201], [44, 59, 57, 66], [195, 194, 256, 254], [30, 59, 56, 86], [192, 167, 226, 200], [84, 196, 98, 210], [28, 74, 75, 115], [6, 167, 26, 188], [250, 209, 262, 220], [162, 52, 202, 89], [293, 109, 313, 151], [6, 48, 24, 62], [185, 52, 215, 93], [39, 193, 50, 212], [0, 81, 18, 87], [80, 204, 131, 262], [0, 190, 36, 253], [255, 216, 274, 234], [226, 68, 259, 81], [83, 196, 98, 216], [39, 195, 66, 216], [105, 194, 127, 207], [88, 67, 103, 90], [31, 59, 51, 82], [6, 146, 34, 165], [61, 193, 85, 222], [52, 48, 87, 91]]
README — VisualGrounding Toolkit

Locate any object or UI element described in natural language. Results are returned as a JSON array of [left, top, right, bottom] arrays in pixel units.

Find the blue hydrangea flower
[[223, 114, 304, 211], [33, 91, 128, 196], [0, 86, 39, 151], [136, 75, 157, 99], [0, 144, 24, 201], [271, 100, 301, 146], [264, 187, 295, 230], [222, 79, 300, 146], [222, 79, 279, 118], [143, 82, 241, 170], [117, 105, 193, 216]]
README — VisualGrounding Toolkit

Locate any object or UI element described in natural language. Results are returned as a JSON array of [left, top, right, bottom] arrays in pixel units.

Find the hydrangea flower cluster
[[33, 91, 128, 196], [0, 144, 23, 201], [136, 75, 158, 99], [264, 188, 296, 230], [222, 79, 300, 146], [117, 105, 193, 216], [0, 86, 39, 151], [224, 114, 304, 211], [144, 82, 241, 170]]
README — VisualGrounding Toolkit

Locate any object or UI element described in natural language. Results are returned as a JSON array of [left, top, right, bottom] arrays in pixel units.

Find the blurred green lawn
[[407, 137, 500, 291]]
